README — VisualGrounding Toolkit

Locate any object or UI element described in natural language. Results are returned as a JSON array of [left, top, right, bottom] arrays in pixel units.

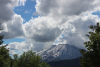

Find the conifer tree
[[0, 23, 10, 67], [80, 22, 100, 67], [0, 23, 4, 45], [13, 50, 51, 67]]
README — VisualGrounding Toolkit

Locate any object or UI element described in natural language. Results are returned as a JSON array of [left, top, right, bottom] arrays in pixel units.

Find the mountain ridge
[[36, 44, 82, 62]]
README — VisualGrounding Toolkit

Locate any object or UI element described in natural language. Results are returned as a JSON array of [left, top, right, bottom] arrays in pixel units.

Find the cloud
[[23, 16, 62, 42], [7, 41, 29, 50], [0, 0, 14, 22], [24, 9, 32, 13], [54, 14, 100, 48], [0, 0, 26, 39], [35, 0, 100, 16], [7, 39, 53, 55], [18, 0, 26, 6], [17, 9, 21, 11], [1, 14, 25, 39], [24, 10, 30, 13], [0, 0, 26, 23]]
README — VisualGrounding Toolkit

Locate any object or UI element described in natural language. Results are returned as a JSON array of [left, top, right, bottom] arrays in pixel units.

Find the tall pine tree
[[0, 23, 10, 67], [0, 23, 4, 45], [80, 22, 100, 67]]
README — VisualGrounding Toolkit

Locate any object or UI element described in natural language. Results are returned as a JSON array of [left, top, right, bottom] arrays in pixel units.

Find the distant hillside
[[48, 58, 82, 67], [36, 44, 82, 62]]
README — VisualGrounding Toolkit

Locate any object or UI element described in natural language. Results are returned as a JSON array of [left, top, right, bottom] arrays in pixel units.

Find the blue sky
[[92, 11, 100, 17], [1, 0, 100, 55], [14, 0, 37, 22]]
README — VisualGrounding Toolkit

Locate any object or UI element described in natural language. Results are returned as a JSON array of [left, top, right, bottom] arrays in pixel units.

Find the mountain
[[48, 58, 82, 67], [36, 44, 82, 62]]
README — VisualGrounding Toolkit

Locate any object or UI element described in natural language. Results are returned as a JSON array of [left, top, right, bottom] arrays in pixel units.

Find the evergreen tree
[[13, 50, 51, 67], [0, 23, 10, 67], [80, 22, 100, 67], [0, 23, 4, 45]]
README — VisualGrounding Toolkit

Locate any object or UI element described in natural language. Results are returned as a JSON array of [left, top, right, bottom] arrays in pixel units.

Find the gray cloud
[[0, 0, 14, 22], [0, 0, 26, 23], [32, 28, 61, 42], [0, 0, 26, 39], [24, 16, 62, 42], [1, 14, 25, 39], [35, 0, 100, 16]]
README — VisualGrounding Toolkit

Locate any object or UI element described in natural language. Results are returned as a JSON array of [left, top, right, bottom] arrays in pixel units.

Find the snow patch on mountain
[[36, 44, 82, 62]]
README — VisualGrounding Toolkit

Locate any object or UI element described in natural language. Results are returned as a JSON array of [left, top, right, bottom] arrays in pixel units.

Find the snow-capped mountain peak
[[36, 44, 82, 62]]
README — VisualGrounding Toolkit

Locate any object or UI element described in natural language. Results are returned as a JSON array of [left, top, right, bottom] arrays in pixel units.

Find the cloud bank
[[1, 0, 100, 54]]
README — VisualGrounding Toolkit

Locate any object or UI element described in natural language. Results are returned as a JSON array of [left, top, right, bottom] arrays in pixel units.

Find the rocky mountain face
[[36, 44, 82, 62]]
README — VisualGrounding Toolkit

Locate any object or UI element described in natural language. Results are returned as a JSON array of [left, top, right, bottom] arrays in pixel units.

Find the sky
[[0, 0, 100, 55]]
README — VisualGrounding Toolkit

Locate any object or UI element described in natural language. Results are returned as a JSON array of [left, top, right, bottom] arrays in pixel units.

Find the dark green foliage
[[0, 23, 11, 67], [12, 50, 51, 67], [80, 22, 100, 67], [0, 23, 4, 45]]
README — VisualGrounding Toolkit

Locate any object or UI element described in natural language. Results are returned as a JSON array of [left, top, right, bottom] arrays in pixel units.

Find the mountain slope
[[36, 44, 82, 62], [48, 58, 82, 67]]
